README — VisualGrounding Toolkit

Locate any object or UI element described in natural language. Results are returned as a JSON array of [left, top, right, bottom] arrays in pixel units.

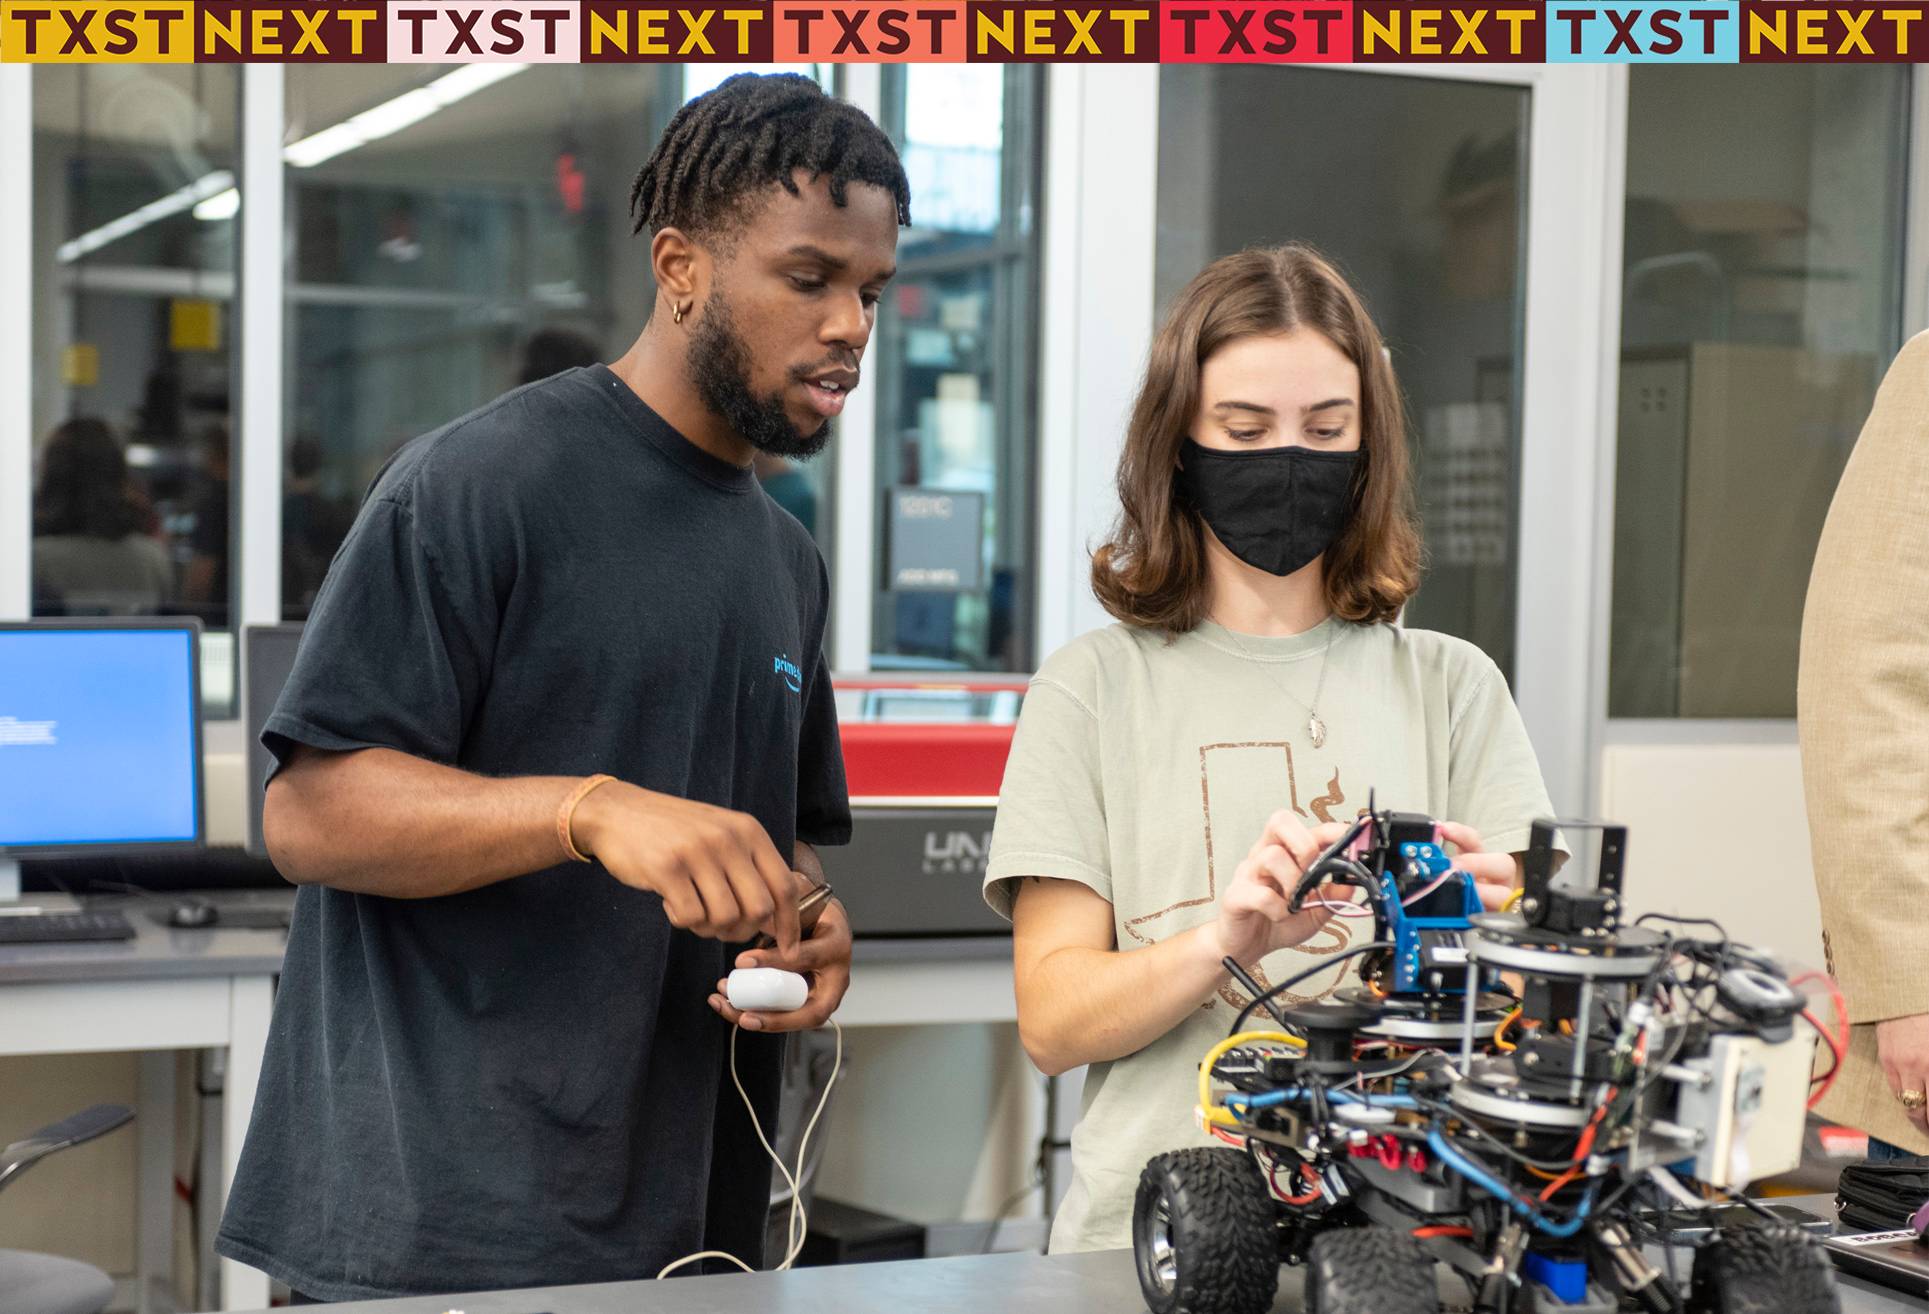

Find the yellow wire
[[1493, 1008, 1523, 1053], [1197, 1031, 1306, 1129], [1502, 887, 1526, 914]]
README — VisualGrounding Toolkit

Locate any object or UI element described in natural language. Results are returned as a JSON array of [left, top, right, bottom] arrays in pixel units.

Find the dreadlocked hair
[[630, 73, 911, 241]]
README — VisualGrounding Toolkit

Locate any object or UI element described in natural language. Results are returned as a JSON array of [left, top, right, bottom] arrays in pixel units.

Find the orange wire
[[1271, 1160, 1323, 1207], [1541, 1102, 1608, 1201], [1538, 1166, 1583, 1202], [1413, 1225, 1475, 1239]]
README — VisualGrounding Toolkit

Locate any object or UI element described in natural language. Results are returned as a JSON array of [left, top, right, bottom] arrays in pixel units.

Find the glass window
[[282, 66, 684, 619], [30, 67, 241, 713], [281, 65, 851, 622], [1609, 68, 1908, 718], [871, 66, 1041, 672], [1157, 67, 1530, 677]]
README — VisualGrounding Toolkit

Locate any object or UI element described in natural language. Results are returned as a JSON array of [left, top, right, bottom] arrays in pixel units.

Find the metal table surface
[[0, 890, 294, 984], [230, 1197, 1923, 1314]]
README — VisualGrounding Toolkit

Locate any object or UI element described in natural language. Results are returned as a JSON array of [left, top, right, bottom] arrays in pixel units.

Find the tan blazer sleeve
[[1801, 330, 1929, 1027]]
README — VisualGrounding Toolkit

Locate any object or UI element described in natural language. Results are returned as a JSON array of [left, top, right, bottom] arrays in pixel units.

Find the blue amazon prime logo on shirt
[[774, 653, 803, 694]]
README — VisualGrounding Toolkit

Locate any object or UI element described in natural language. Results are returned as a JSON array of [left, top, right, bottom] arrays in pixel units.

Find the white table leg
[[219, 976, 274, 1311], [197, 1049, 223, 1313], [138, 1050, 177, 1314]]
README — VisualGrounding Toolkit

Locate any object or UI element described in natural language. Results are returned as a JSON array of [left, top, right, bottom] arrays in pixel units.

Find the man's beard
[[689, 291, 833, 461]]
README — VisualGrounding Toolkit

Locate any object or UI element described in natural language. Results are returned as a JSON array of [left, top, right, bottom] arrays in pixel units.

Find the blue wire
[[1225, 1088, 1420, 1111], [1222, 1094, 1594, 1239], [1425, 1129, 1595, 1239]]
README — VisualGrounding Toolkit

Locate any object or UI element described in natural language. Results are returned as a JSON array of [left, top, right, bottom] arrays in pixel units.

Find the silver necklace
[[1216, 620, 1339, 749]]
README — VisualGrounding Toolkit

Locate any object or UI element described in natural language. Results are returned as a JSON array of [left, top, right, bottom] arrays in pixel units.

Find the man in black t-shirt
[[216, 75, 909, 1302]]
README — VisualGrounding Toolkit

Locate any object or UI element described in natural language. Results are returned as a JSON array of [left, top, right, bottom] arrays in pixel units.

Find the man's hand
[[571, 781, 799, 951], [709, 895, 853, 1033], [1878, 1013, 1929, 1134]]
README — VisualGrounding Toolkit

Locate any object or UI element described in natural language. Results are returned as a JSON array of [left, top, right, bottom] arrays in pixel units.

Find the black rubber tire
[[1132, 1147, 1279, 1314], [1304, 1226, 1440, 1314], [1690, 1222, 1840, 1314]]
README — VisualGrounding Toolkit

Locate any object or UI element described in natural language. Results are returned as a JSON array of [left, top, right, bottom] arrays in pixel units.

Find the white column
[[1512, 66, 1628, 817], [237, 66, 286, 637], [0, 65, 31, 623], [0, 66, 31, 901], [833, 64, 883, 672], [1035, 66, 1159, 660]]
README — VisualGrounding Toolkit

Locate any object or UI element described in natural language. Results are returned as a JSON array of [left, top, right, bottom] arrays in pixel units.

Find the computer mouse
[[167, 899, 218, 929]]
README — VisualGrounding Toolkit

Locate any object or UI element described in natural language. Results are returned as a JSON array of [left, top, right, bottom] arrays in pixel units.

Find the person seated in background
[[31, 417, 172, 616], [516, 325, 603, 386], [1799, 329, 1929, 1161], [281, 435, 356, 619], [984, 245, 1558, 1254], [181, 423, 231, 624]]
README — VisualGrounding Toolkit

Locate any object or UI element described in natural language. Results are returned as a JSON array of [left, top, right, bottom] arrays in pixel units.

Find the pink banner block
[[388, 3, 582, 61]]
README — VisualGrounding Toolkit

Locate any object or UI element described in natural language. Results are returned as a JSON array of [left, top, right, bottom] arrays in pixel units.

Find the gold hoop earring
[[672, 303, 685, 325]]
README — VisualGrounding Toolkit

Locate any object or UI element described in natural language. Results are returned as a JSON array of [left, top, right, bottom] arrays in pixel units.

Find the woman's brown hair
[[1091, 243, 1422, 632]]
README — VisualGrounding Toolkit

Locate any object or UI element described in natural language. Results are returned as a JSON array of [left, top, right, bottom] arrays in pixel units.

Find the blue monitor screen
[[0, 627, 201, 849]]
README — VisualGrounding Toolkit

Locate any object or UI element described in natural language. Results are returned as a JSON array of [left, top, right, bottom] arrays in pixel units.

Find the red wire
[[1539, 1164, 1583, 1203], [1413, 1225, 1475, 1239], [1269, 1158, 1324, 1207], [1540, 1101, 1610, 1202], [1803, 1008, 1846, 1110], [1792, 970, 1849, 1110]]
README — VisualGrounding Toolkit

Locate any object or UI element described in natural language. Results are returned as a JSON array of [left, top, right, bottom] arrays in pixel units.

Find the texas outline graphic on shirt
[[1122, 741, 1354, 1011]]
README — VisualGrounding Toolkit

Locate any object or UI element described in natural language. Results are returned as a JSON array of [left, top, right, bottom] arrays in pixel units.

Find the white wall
[[1599, 736, 1825, 972], [811, 1025, 1045, 1235]]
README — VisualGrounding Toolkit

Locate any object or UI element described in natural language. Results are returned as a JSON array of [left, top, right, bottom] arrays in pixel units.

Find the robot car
[[1132, 804, 1843, 1314]]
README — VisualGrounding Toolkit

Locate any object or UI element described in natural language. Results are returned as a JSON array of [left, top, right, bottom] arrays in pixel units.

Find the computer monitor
[[243, 624, 304, 857], [0, 619, 205, 859]]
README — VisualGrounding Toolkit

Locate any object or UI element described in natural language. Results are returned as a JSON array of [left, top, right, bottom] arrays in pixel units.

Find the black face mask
[[1176, 438, 1361, 578]]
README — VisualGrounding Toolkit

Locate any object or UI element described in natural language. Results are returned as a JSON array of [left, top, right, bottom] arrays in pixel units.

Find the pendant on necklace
[[1308, 714, 1327, 750]]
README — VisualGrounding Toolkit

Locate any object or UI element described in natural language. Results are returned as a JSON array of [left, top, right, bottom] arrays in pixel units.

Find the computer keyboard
[[0, 909, 137, 944]]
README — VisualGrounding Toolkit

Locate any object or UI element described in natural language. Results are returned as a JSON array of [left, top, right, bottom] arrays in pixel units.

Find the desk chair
[[0, 1106, 135, 1314]]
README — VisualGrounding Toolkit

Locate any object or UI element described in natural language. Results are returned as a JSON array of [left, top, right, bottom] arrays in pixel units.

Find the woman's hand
[[1435, 821, 1519, 911], [1213, 811, 1356, 965]]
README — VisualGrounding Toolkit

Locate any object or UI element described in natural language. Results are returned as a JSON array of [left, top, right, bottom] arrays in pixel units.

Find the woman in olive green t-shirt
[[984, 245, 1557, 1255]]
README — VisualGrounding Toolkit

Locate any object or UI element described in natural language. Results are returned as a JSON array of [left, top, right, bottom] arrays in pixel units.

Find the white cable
[[1303, 897, 1376, 919], [1646, 1164, 1708, 1213], [657, 1020, 844, 1280]]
